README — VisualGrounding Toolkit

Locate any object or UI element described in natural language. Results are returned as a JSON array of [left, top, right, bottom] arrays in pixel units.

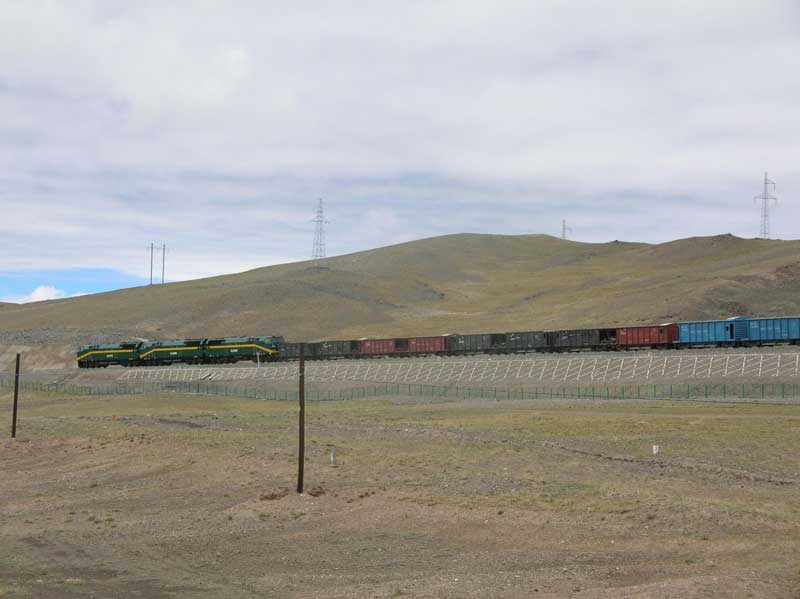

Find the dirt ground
[[0, 391, 798, 598]]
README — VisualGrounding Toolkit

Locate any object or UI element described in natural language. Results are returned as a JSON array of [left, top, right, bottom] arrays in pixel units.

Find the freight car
[[678, 317, 800, 346], [319, 340, 361, 358], [741, 317, 800, 343], [407, 335, 449, 354], [506, 331, 547, 352], [449, 333, 508, 354], [361, 338, 405, 355], [678, 318, 748, 345], [617, 323, 679, 347], [543, 328, 616, 350]]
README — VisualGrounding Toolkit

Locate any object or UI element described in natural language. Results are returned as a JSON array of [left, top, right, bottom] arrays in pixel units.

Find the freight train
[[77, 316, 800, 368]]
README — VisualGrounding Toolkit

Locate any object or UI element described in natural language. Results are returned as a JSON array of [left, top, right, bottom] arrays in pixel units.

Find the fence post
[[11, 353, 21, 438], [297, 344, 305, 494]]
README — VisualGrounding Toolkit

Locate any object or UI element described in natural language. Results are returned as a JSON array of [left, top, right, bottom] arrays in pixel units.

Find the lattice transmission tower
[[561, 219, 573, 240], [754, 172, 777, 239], [311, 199, 329, 260]]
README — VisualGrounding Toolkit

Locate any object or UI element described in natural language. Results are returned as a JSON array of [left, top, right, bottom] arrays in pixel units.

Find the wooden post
[[11, 353, 20, 438], [297, 344, 305, 494]]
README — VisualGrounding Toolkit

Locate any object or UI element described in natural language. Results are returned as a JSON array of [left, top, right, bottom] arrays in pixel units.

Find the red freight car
[[360, 338, 410, 355], [408, 336, 449, 354], [616, 323, 679, 347]]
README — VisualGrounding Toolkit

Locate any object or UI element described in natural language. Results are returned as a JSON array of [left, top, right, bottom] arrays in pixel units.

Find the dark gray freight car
[[507, 331, 546, 351], [449, 333, 509, 353], [318, 340, 360, 358], [280, 342, 322, 359], [543, 328, 616, 349]]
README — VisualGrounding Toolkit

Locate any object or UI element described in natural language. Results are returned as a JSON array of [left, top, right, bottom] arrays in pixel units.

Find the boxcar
[[407, 336, 449, 354], [741, 317, 800, 343], [506, 331, 546, 352], [678, 318, 749, 345], [616, 324, 679, 347], [543, 328, 616, 350]]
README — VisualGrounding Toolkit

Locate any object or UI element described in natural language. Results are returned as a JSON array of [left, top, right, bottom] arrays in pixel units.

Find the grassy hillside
[[2, 233, 800, 368]]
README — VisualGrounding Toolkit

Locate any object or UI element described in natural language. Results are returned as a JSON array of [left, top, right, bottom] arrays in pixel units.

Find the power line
[[311, 199, 329, 261], [754, 172, 778, 239]]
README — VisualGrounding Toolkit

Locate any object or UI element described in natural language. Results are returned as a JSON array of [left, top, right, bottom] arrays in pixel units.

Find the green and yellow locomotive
[[77, 336, 283, 368]]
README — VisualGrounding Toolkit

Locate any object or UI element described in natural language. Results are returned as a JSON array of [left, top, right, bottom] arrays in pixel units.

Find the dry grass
[[0, 390, 798, 597]]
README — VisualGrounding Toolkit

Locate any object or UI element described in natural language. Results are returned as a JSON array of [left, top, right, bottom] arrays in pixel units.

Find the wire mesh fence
[[2, 375, 800, 405], [114, 352, 800, 384]]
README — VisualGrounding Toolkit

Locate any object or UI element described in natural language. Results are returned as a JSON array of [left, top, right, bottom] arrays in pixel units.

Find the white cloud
[[1, 285, 87, 304], [0, 1, 798, 282]]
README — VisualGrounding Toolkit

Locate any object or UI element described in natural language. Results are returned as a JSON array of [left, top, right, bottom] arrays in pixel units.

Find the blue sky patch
[[0, 269, 148, 303]]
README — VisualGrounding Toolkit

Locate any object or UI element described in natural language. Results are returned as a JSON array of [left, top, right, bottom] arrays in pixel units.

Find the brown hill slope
[[2, 233, 800, 369]]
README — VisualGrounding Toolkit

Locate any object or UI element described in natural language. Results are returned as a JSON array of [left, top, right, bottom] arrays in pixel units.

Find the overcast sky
[[1, 1, 799, 302]]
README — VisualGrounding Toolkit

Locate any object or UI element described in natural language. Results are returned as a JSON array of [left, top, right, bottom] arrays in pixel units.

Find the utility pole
[[754, 172, 778, 239], [149, 243, 154, 285], [161, 244, 166, 284], [311, 199, 329, 262]]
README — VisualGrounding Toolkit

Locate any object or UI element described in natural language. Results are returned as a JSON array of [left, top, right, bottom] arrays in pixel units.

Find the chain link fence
[[3, 374, 800, 404]]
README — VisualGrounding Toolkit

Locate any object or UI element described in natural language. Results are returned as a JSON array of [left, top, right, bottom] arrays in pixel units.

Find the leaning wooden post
[[11, 353, 20, 438], [297, 343, 305, 494]]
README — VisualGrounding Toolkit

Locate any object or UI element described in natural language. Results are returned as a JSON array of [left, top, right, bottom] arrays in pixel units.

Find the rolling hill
[[3, 233, 800, 370]]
